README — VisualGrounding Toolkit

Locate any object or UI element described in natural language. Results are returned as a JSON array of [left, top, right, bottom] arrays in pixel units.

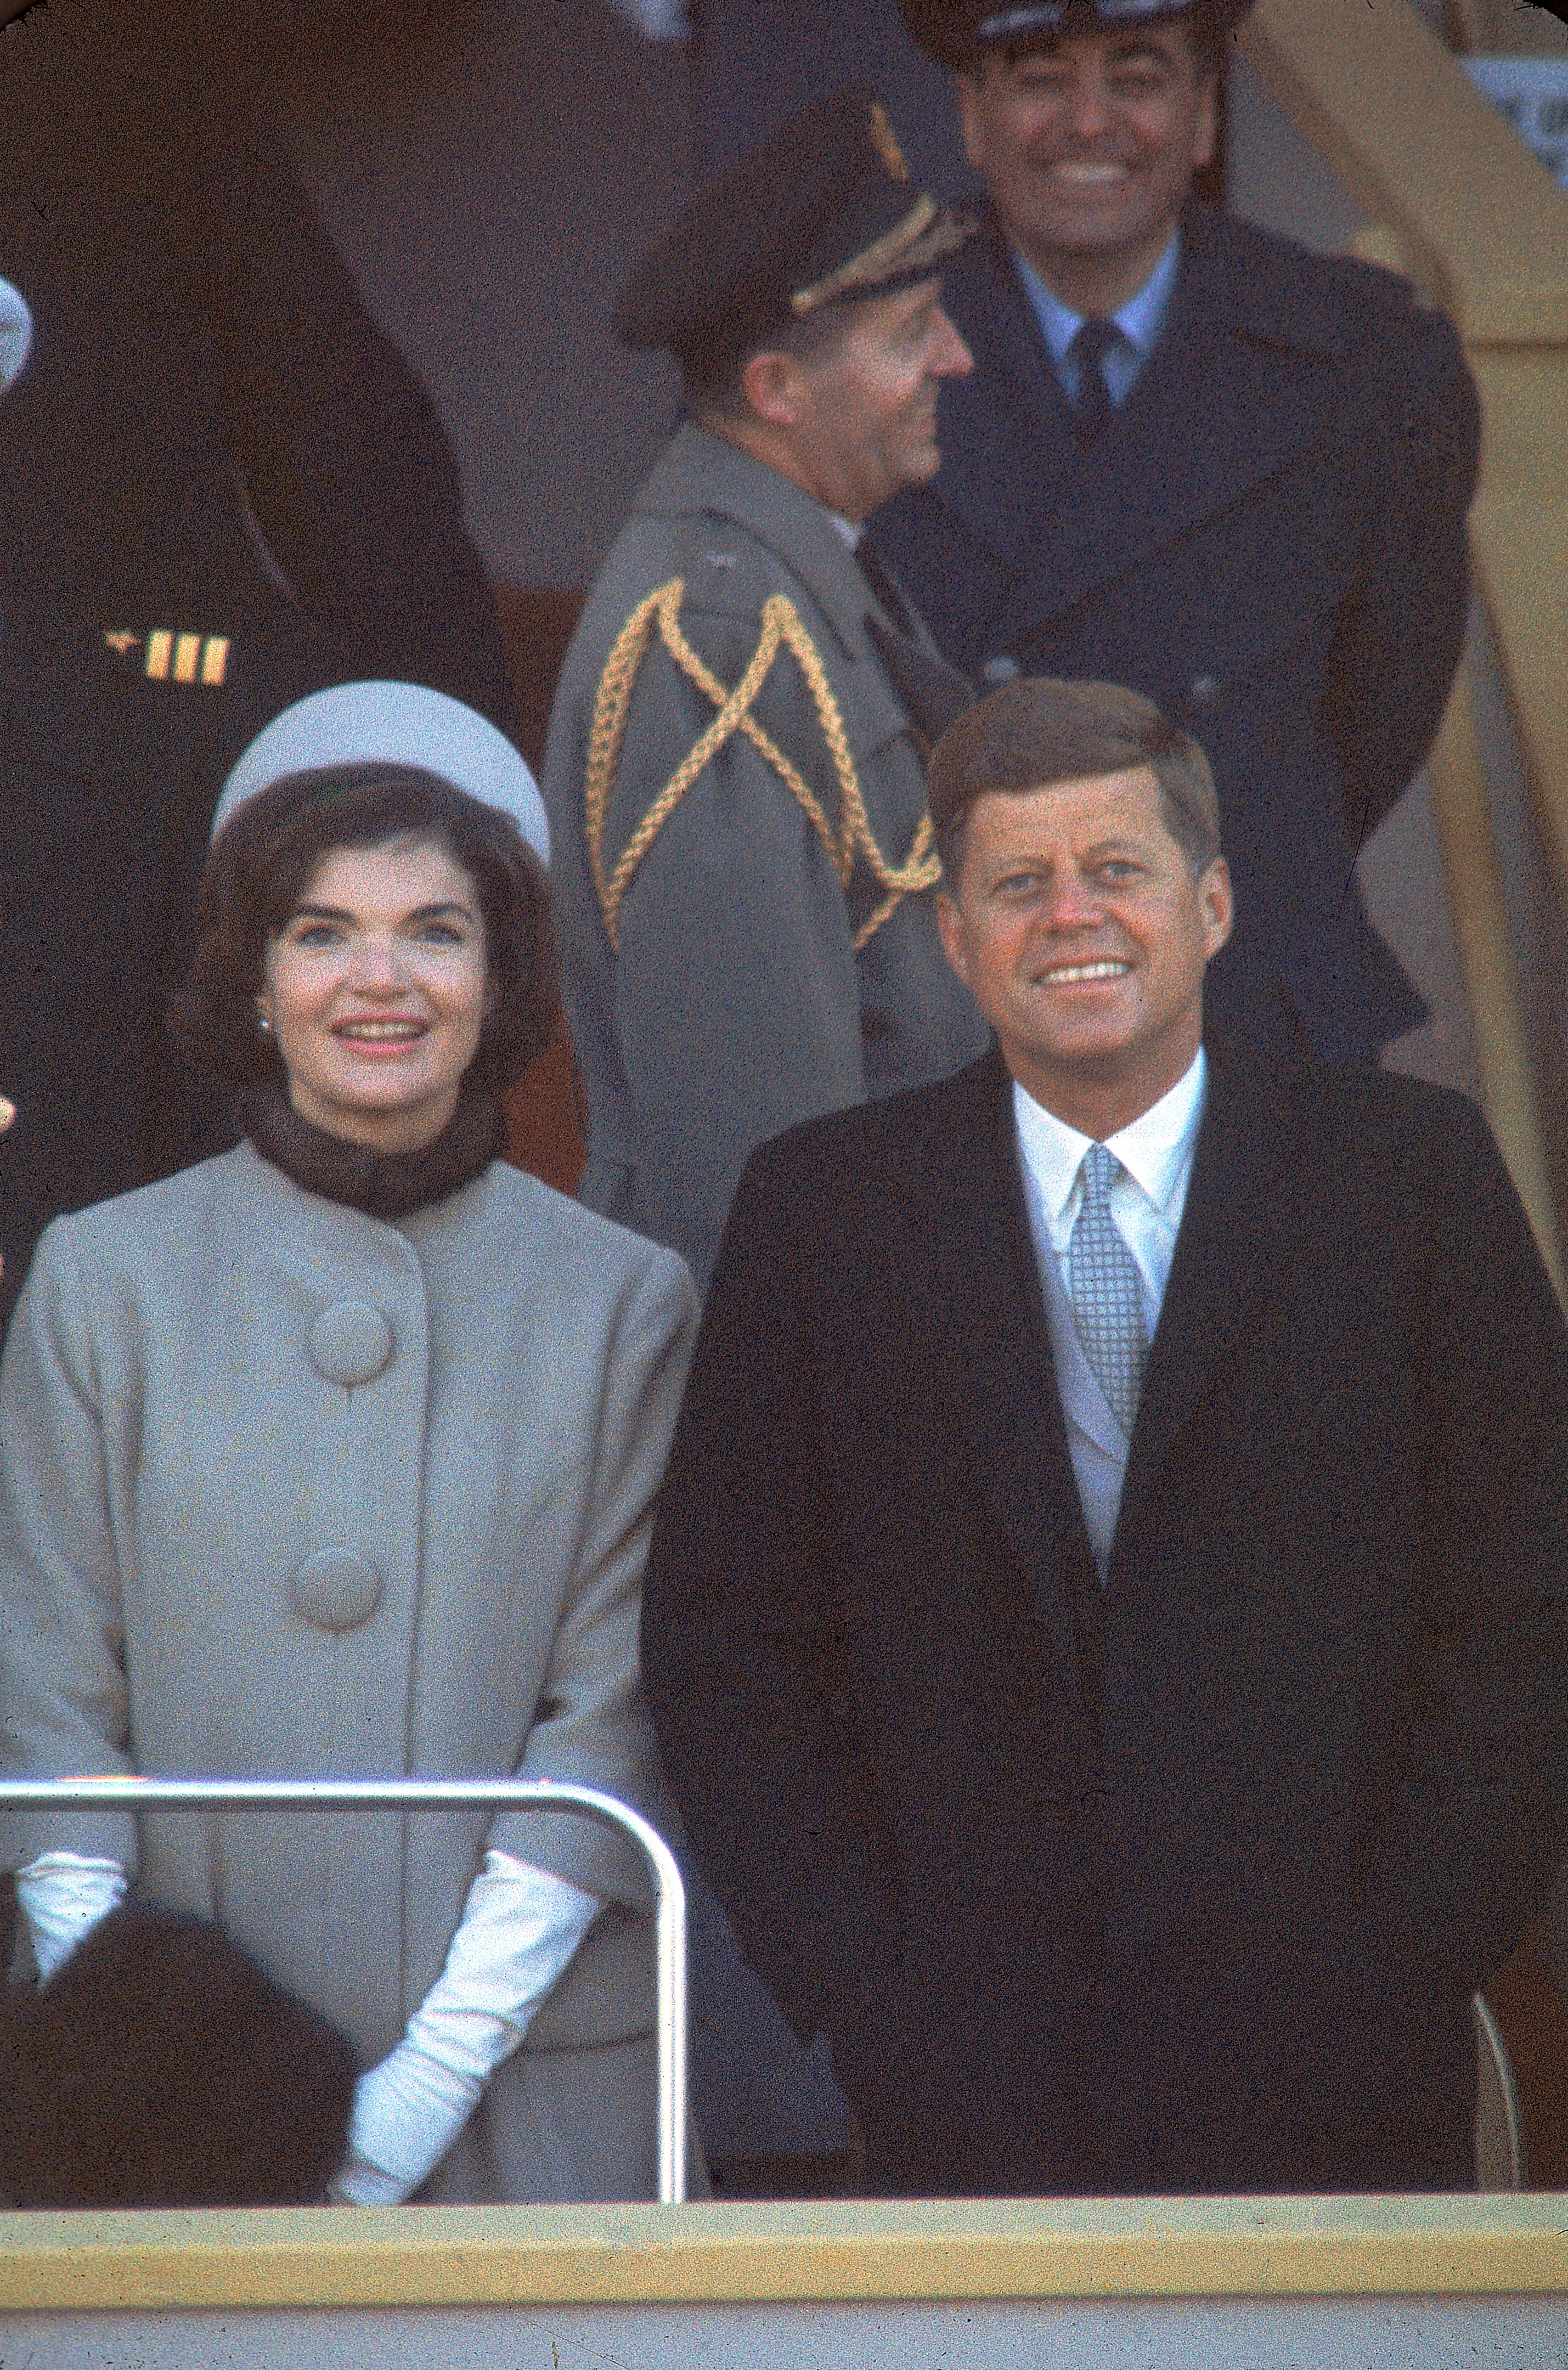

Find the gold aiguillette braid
[[583, 577, 940, 953]]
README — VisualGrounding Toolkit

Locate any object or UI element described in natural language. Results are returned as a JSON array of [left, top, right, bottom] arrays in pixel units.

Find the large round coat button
[[292, 1549, 384, 1633], [309, 1300, 393, 1387]]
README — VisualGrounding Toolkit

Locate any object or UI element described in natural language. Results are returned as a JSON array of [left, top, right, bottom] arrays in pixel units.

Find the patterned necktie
[[1068, 317, 1119, 446], [1068, 1143, 1149, 1435]]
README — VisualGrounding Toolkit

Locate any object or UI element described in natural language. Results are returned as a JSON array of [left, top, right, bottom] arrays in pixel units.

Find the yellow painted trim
[[1242, 3, 1568, 1272], [0, 2197, 1566, 2312], [1340, 223, 1564, 1291], [1423, 644, 1566, 1300], [1470, 495, 1568, 886], [1238, 0, 1568, 345]]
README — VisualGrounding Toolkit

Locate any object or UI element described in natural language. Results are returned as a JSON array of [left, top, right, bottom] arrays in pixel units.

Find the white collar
[[1013, 1044, 1207, 1232]]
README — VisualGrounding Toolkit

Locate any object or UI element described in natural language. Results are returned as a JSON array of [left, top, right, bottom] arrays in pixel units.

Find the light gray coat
[[0, 1142, 696, 2201], [543, 420, 990, 1291]]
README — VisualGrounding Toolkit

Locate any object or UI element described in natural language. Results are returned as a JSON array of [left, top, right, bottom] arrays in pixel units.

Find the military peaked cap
[[616, 84, 973, 373], [900, 0, 1255, 70]]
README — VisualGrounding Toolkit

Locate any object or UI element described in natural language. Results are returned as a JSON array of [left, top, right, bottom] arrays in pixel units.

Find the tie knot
[[1070, 316, 1119, 370], [1082, 1142, 1119, 1207]]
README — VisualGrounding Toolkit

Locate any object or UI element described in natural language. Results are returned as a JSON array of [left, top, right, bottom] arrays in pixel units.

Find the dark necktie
[[857, 539, 920, 638], [1068, 317, 1119, 447]]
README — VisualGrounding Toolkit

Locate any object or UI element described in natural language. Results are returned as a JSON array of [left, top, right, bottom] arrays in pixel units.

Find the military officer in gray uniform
[[543, 85, 991, 1298], [542, 83, 990, 2192]]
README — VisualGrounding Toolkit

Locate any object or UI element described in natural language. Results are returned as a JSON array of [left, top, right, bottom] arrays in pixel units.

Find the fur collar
[[239, 1077, 503, 1220]]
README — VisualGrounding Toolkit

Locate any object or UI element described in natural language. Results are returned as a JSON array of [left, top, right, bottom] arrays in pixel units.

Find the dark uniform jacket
[[642, 1038, 1568, 2195], [869, 202, 1482, 1064], [0, 20, 513, 1312]]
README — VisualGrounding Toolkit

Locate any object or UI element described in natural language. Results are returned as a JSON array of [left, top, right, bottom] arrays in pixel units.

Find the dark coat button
[[1188, 673, 1219, 709]]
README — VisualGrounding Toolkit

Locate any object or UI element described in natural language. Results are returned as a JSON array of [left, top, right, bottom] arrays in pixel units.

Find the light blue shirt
[[1013, 1047, 1207, 1574], [1014, 231, 1182, 412], [1013, 1044, 1207, 1341]]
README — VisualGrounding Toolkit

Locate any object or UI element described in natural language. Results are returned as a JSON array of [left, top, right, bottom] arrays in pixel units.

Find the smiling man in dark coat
[[869, 0, 1480, 1069], [641, 674, 1568, 2196]]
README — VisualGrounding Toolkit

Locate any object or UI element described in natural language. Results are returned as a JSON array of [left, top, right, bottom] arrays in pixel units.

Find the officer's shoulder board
[[102, 629, 231, 686]]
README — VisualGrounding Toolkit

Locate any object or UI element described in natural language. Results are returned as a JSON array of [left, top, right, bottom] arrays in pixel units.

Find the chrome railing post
[[0, 1775, 688, 2203]]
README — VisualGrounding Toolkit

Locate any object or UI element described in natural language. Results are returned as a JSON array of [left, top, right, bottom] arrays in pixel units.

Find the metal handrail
[[0, 1774, 687, 2204]]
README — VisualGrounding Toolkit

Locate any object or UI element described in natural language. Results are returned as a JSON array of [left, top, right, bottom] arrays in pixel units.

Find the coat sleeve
[[584, 608, 873, 1288], [0, 1222, 139, 1875], [485, 1243, 699, 1909], [1324, 295, 1480, 848], [178, 118, 516, 734], [1371, 1097, 1568, 1990], [640, 1142, 903, 2046]]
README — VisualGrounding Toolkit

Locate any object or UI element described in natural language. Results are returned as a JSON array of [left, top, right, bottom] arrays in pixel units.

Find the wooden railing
[[1240, 0, 1568, 1297]]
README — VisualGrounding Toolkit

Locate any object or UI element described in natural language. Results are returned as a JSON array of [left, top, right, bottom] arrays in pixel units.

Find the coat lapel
[[902, 1054, 1101, 1665], [1116, 1037, 1302, 1539], [934, 226, 1078, 563], [938, 208, 1345, 638]]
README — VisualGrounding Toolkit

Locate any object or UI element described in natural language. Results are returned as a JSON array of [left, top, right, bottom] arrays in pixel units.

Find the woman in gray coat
[[0, 683, 697, 2205]]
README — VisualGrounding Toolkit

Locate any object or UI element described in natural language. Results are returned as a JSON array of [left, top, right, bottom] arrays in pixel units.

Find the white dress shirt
[[1014, 231, 1182, 413], [1014, 1050, 1207, 1571], [1015, 1046, 1207, 1332]]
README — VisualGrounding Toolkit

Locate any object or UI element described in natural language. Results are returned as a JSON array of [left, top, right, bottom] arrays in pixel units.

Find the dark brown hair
[[928, 675, 1222, 883], [171, 763, 557, 1095], [683, 293, 859, 423]]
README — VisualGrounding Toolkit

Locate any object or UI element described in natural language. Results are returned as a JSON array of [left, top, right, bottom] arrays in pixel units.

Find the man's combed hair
[[927, 676, 1223, 880], [683, 294, 858, 423], [171, 762, 558, 1095]]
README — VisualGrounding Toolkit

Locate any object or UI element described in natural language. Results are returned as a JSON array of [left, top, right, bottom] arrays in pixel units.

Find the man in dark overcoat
[[0, 11, 513, 1313], [641, 674, 1568, 2195], [868, 0, 1481, 1068]]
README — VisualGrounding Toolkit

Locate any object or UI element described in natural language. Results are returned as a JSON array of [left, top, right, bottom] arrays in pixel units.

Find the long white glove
[[330, 1851, 600, 2206], [0, 279, 32, 397], [599, 0, 690, 36], [15, 1851, 127, 1980]]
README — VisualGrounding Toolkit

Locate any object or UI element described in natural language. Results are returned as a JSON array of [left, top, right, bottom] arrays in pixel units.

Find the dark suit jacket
[[642, 1039, 1568, 2195], [869, 204, 1482, 1064]]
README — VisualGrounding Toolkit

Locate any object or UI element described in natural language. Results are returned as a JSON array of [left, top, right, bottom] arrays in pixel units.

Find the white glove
[[0, 278, 32, 396], [330, 1851, 600, 2206], [15, 1852, 127, 1981], [599, 0, 690, 36]]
